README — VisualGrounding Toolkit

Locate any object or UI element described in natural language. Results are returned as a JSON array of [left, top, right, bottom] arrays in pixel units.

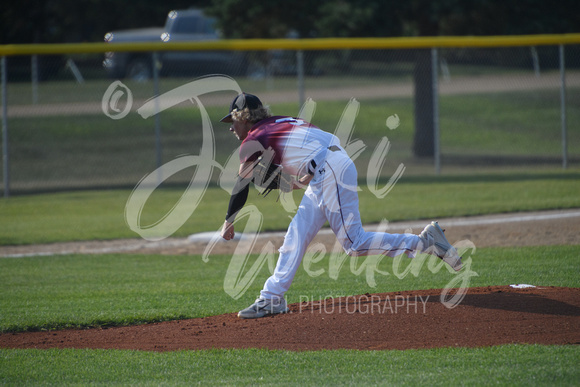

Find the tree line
[[2, 0, 578, 44]]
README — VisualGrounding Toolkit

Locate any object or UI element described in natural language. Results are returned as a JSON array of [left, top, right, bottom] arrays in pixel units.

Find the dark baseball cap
[[220, 93, 263, 123]]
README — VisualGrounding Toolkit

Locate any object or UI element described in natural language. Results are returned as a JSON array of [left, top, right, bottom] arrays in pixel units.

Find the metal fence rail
[[1, 35, 579, 196]]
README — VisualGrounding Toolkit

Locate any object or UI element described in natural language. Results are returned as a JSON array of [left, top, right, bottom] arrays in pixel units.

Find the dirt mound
[[2, 286, 578, 352]]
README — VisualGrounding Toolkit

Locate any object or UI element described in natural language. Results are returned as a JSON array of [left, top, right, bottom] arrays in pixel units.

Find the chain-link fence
[[1, 39, 579, 195]]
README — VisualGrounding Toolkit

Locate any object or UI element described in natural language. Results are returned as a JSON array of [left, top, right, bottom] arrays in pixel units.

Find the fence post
[[1, 56, 9, 197], [152, 52, 163, 185], [432, 48, 440, 175], [559, 45, 567, 170], [31, 55, 38, 104], [297, 50, 305, 108]]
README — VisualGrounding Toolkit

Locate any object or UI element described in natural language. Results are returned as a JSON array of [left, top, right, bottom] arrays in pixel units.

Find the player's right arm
[[221, 160, 255, 240]]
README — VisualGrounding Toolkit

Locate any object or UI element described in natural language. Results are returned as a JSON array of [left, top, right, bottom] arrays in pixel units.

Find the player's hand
[[221, 221, 235, 240]]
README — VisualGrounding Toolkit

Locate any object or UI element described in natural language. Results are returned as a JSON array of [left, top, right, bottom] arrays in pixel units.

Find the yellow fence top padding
[[1, 34, 580, 56]]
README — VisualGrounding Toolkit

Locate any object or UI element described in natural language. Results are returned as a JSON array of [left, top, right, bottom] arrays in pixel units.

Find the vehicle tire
[[126, 58, 153, 81]]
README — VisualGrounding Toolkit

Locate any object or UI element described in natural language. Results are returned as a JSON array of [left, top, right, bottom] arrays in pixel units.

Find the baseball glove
[[253, 156, 293, 197]]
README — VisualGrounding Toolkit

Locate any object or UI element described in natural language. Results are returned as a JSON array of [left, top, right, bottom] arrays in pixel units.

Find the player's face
[[230, 120, 250, 141]]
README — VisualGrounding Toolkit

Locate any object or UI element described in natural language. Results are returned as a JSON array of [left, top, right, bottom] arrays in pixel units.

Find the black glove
[[253, 156, 293, 197]]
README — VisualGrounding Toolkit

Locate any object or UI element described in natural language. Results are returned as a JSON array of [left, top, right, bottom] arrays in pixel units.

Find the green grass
[[439, 90, 580, 156], [1, 171, 579, 245], [1, 345, 578, 385], [0, 254, 232, 332], [0, 245, 578, 333]]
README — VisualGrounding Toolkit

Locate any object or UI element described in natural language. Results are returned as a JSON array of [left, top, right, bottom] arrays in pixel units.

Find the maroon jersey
[[240, 116, 340, 176]]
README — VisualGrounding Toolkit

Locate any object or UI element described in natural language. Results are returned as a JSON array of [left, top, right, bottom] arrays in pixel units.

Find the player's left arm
[[292, 174, 313, 190]]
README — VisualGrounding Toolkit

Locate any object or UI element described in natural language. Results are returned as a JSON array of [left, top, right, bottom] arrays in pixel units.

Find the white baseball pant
[[260, 148, 421, 300]]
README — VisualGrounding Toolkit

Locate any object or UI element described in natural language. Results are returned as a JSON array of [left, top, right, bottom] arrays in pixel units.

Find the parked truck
[[103, 9, 247, 80]]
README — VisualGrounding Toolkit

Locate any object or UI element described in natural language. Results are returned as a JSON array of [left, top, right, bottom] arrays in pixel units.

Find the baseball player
[[220, 93, 462, 319]]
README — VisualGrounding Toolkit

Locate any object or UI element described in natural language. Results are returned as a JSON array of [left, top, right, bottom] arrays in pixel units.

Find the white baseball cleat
[[238, 297, 289, 319], [419, 221, 463, 271]]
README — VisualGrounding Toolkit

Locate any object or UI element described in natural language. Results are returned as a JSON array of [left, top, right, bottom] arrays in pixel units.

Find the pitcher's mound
[[1, 286, 579, 351]]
